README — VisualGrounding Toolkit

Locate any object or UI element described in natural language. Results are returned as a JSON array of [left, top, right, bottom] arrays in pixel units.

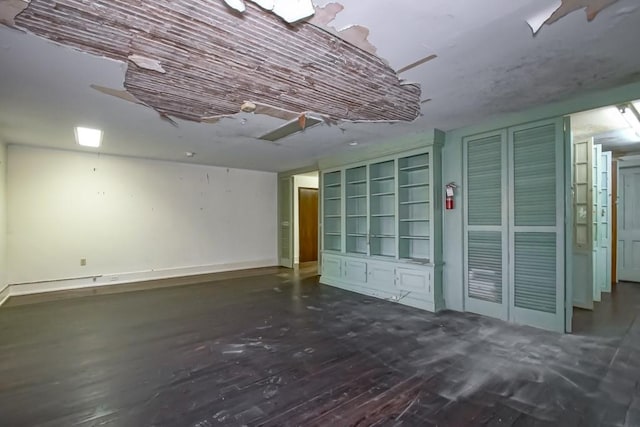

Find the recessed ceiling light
[[349, 141, 359, 146], [75, 126, 103, 148], [185, 151, 196, 157], [618, 104, 640, 137]]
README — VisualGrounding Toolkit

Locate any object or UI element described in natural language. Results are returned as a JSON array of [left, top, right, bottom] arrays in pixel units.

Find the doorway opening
[[294, 171, 319, 276], [569, 99, 640, 336]]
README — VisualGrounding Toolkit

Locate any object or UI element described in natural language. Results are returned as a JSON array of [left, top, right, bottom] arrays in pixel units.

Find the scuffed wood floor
[[0, 269, 639, 426]]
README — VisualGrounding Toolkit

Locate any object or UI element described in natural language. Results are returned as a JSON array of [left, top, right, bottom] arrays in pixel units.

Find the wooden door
[[299, 187, 319, 263]]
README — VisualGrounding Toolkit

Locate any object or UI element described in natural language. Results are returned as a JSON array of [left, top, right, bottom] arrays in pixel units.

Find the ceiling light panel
[[75, 126, 103, 148]]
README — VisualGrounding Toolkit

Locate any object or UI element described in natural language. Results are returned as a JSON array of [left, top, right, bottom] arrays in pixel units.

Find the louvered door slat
[[468, 231, 502, 303], [514, 233, 557, 313], [513, 124, 556, 226], [468, 135, 502, 226]]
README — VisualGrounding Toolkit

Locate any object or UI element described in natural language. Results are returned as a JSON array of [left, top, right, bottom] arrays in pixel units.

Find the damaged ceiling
[[12, 0, 420, 123], [0, 0, 639, 171]]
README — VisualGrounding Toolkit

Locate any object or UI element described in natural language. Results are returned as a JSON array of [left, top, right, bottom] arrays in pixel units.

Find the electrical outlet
[[80, 258, 86, 266]]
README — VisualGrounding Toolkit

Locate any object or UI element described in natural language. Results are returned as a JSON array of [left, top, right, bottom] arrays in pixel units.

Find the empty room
[[1, 0, 640, 425]]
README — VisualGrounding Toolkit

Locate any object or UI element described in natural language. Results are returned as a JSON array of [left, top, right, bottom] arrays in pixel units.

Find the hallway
[[573, 281, 640, 337]]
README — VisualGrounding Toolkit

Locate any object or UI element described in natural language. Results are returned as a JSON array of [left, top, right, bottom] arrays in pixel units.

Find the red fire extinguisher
[[445, 182, 457, 210]]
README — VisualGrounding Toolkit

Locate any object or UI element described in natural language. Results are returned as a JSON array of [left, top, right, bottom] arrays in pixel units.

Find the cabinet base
[[320, 275, 437, 313]]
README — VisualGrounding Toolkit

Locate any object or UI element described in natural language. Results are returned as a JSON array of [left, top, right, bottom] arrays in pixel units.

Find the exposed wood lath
[[14, 0, 421, 122]]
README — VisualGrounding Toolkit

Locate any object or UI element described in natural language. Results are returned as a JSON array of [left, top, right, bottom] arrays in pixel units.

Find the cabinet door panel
[[396, 267, 431, 296], [344, 260, 367, 283], [322, 255, 342, 278], [368, 262, 395, 289]]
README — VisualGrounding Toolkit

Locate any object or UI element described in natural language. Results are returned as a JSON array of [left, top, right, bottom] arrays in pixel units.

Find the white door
[[599, 151, 612, 292], [278, 175, 294, 268], [592, 144, 602, 302], [572, 138, 594, 309], [619, 166, 640, 282]]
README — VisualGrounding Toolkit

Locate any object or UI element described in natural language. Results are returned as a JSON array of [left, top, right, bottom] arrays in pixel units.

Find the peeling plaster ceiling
[[14, 0, 420, 123], [1, 0, 640, 172]]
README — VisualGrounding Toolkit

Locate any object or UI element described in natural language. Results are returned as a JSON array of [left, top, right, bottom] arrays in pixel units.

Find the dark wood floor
[[1, 270, 639, 426], [573, 281, 640, 337]]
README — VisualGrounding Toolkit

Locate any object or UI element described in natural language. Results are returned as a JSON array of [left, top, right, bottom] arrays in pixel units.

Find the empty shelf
[[399, 164, 428, 172], [370, 175, 394, 181], [400, 200, 429, 205], [399, 183, 429, 188]]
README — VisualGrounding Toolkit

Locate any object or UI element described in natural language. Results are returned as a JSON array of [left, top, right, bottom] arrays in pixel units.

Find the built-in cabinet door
[[464, 119, 566, 332], [396, 267, 431, 296], [367, 262, 396, 289], [322, 254, 342, 279], [344, 259, 367, 283], [464, 130, 509, 320]]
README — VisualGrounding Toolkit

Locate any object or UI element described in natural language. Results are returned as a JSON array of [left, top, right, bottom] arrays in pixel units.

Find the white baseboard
[[5, 258, 278, 300], [0, 285, 9, 307]]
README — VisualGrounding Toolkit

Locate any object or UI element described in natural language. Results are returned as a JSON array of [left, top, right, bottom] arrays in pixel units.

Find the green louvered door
[[464, 130, 509, 320], [465, 119, 565, 332], [508, 119, 565, 332]]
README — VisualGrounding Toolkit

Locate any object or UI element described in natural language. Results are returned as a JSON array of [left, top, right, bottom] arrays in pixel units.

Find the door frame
[[278, 168, 321, 270]]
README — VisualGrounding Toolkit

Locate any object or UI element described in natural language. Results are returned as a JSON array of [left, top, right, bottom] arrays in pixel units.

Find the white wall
[[0, 142, 7, 297], [7, 146, 277, 290], [293, 174, 318, 264]]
